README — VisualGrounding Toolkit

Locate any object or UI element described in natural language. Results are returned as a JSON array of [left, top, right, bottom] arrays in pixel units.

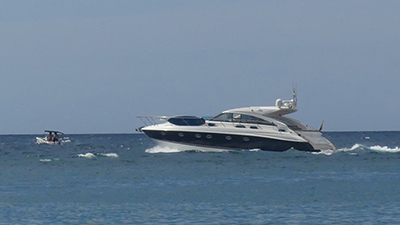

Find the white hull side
[[36, 137, 61, 145]]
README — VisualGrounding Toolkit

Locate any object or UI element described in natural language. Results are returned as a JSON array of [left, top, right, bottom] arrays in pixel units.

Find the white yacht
[[137, 90, 335, 152]]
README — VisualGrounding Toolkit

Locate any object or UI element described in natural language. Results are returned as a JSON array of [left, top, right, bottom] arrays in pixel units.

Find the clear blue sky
[[1, 0, 399, 134]]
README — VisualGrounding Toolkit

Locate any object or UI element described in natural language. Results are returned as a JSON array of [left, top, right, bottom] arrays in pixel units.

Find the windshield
[[168, 116, 205, 126]]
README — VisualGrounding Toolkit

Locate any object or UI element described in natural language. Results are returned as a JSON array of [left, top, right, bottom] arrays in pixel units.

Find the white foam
[[39, 159, 52, 162], [311, 144, 364, 155], [145, 146, 185, 154], [145, 145, 230, 153], [351, 143, 363, 150], [369, 145, 400, 153], [335, 144, 400, 154], [311, 149, 335, 155], [100, 153, 119, 157], [335, 144, 363, 152], [78, 153, 96, 159]]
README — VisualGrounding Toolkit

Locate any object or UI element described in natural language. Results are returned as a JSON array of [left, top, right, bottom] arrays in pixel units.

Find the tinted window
[[210, 113, 233, 122], [240, 114, 274, 125], [168, 116, 205, 126], [211, 113, 274, 125]]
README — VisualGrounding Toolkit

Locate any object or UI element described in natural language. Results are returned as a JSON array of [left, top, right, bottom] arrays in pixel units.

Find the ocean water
[[1, 132, 400, 224]]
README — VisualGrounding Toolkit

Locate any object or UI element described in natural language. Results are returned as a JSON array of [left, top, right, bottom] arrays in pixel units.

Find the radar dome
[[275, 99, 283, 108]]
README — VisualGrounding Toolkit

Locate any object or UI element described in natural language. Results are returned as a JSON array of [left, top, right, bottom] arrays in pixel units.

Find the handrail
[[137, 116, 168, 126]]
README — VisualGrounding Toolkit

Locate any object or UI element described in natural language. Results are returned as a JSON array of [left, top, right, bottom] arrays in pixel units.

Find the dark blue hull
[[143, 130, 315, 152]]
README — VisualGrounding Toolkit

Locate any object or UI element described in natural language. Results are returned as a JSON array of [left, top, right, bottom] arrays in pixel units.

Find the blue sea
[[1, 131, 400, 224]]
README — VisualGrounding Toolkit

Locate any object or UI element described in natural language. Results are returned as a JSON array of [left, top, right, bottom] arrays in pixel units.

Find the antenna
[[292, 83, 297, 107], [319, 121, 324, 131]]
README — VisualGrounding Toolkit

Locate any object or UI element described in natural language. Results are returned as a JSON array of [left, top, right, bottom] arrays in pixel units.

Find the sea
[[1, 131, 400, 224]]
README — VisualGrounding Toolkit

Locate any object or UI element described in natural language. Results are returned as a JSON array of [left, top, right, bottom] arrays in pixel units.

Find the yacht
[[137, 90, 335, 152]]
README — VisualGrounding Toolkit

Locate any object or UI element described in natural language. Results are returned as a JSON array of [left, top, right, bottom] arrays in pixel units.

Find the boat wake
[[145, 145, 231, 154], [314, 144, 400, 155], [147, 144, 400, 155], [145, 146, 184, 154], [343, 144, 400, 153]]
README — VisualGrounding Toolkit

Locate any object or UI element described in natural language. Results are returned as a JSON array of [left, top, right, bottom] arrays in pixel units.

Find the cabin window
[[211, 113, 274, 126], [271, 116, 299, 129], [239, 114, 274, 125], [210, 113, 233, 122]]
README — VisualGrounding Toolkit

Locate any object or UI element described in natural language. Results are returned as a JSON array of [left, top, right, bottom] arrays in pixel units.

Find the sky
[[1, 0, 400, 134]]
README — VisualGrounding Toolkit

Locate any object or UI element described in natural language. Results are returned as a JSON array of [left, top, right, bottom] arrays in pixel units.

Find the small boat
[[36, 130, 68, 145], [137, 90, 335, 152]]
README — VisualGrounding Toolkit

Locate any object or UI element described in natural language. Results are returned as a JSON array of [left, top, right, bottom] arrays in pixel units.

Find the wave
[[77, 152, 119, 159], [99, 153, 119, 157], [39, 158, 53, 162], [78, 153, 96, 159], [332, 144, 400, 154], [367, 145, 400, 153]]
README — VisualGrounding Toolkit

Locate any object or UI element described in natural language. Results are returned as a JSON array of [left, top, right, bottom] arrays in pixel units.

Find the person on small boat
[[47, 132, 53, 141], [53, 132, 59, 142]]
